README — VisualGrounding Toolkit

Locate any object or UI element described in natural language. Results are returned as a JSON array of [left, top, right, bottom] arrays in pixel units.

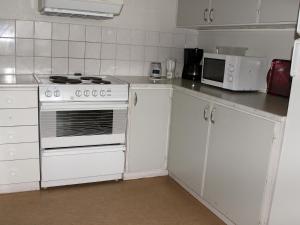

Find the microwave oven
[[202, 53, 266, 91]]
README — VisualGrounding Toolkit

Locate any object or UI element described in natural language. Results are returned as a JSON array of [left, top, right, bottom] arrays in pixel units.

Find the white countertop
[[117, 76, 289, 120], [0, 75, 38, 88]]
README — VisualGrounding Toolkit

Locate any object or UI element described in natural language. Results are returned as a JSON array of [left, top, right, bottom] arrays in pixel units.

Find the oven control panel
[[39, 85, 129, 102]]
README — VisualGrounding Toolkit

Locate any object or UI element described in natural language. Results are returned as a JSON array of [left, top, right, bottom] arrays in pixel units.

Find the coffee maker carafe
[[182, 48, 204, 81]]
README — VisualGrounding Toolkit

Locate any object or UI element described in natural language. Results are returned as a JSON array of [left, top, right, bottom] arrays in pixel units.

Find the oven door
[[202, 54, 226, 88], [40, 102, 128, 149]]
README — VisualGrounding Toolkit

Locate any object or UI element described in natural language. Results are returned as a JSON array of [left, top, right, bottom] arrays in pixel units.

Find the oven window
[[56, 110, 113, 137], [40, 109, 127, 138], [203, 58, 226, 82]]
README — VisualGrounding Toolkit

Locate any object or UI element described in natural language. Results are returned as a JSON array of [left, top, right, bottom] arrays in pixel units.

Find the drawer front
[[0, 143, 39, 161], [0, 108, 38, 126], [42, 150, 125, 182], [0, 159, 40, 185], [0, 91, 37, 109], [0, 126, 38, 145]]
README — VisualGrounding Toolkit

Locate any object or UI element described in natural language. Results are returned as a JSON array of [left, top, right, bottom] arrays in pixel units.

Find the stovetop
[[35, 75, 129, 102]]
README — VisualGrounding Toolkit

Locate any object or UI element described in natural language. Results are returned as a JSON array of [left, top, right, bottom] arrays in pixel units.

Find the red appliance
[[267, 59, 292, 97]]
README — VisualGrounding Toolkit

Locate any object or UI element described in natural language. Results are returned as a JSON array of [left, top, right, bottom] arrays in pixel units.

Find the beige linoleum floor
[[0, 176, 225, 225]]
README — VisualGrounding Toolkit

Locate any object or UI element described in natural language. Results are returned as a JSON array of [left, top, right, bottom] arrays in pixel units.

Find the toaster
[[267, 59, 292, 97]]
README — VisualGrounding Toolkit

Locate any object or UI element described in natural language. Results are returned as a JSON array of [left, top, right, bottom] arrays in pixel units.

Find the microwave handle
[[291, 40, 300, 77]]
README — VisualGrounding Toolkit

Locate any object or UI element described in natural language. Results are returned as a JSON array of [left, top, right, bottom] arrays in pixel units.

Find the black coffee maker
[[182, 48, 204, 81]]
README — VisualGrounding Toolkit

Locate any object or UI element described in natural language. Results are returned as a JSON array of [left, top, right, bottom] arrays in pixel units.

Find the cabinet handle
[[209, 8, 214, 23], [204, 8, 209, 22], [203, 106, 209, 121], [134, 92, 138, 106], [210, 108, 216, 124]]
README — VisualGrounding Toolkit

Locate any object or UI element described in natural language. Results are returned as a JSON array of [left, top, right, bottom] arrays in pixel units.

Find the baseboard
[[124, 169, 168, 180], [41, 174, 123, 188], [0, 182, 40, 194], [169, 172, 235, 225]]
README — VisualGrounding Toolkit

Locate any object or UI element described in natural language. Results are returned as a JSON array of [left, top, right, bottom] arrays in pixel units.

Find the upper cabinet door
[[210, 0, 258, 25], [177, 0, 211, 27], [259, 0, 299, 23]]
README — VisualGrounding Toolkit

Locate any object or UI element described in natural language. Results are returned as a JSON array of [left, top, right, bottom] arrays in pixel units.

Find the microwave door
[[202, 58, 226, 87]]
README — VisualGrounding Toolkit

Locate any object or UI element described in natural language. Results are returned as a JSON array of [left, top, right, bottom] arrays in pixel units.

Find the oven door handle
[[40, 102, 128, 112]]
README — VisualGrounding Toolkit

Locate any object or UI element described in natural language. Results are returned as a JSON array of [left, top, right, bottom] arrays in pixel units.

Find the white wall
[[0, 0, 180, 32]]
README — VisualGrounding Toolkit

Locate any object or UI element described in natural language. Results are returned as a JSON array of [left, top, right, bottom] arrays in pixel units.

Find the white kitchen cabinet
[[259, 0, 299, 24], [168, 89, 210, 196], [210, 0, 258, 25], [125, 87, 172, 179], [177, 0, 211, 27], [203, 104, 277, 225]]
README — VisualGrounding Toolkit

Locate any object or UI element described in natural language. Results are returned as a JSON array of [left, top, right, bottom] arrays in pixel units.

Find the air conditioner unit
[[39, 0, 124, 19]]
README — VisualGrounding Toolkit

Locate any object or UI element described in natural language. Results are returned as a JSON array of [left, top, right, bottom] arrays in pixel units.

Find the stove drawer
[[42, 147, 125, 182], [0, 91, 37, 109], [0, 126, 39, 145], [0, 143, 39, 161], [0, 159, 40, 185], [0, 108, 38, 126]]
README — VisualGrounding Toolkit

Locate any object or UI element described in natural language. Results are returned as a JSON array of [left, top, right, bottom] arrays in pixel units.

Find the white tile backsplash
[[85, 42, 101, 59], [16, 38, 33, 56], [69, 41, 85, 58], [35, 22, 51, 39], [85, 59, 100, 75], [115, 60, 130, 75], [16, 21, 34, 38], [0, 20, 15, 38], [100, 60, 115, 75], [52, 58, 68, 74], [159, 32, 173, 47], [52, 40, 68, 58], [52, 23, 69, 40], [116, 44, 131, 60], [0, 38, 15, 56], [0, 19, 196, 76], [145, 46, 158, 62], [34, 57, 51, 74], [117, 29, 131, 44], [86, 26, 101, 43], [69, 24, 85, 41], [69, 58, 84, 74], [146, 31, 159, 46], [131, 45, 145, 61], [0, 56, 15, 74], [102, 27, 117, 44], [101, 43, 116, 60], [16, 57, 34, 74], [35, 39, 51, 57]]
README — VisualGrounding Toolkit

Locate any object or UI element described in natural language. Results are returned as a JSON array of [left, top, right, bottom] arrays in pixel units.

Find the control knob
[[54, 90, 60, 97], [75, 90, 82, 97], [84, 90, 90, 97], [100, 90, 106, 97], [45, 90, 52, 97], [92, 90, 98, 97]]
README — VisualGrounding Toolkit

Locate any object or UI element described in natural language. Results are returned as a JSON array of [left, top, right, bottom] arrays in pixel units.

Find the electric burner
[[92, 80, 111, 84], [81, 77, 103, 81], [67, 79, 82, 84]]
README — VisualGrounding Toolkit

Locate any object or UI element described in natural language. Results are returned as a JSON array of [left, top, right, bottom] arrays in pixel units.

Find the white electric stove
[[35, 75, 129, 188]]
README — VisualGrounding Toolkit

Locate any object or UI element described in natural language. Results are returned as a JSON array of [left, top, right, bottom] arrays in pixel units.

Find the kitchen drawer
[[0, 159, 40, 185], [0, 90, 37, 109], [0, 108, 38, 126], [0, 143, 39, 161], [0, 126, 38, 145]]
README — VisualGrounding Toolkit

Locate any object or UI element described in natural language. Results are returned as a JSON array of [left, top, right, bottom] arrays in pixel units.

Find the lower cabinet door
[[203, 104, 276, 225], [0, 159, 40, 185], [127, 88, 172, 174], [168, 90, 210, 196]]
